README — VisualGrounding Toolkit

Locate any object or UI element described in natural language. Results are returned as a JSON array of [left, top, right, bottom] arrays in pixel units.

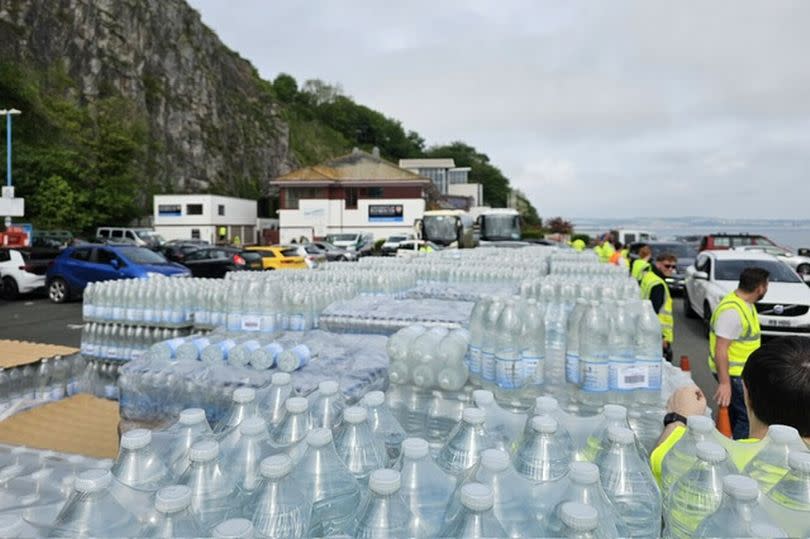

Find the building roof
[[399, 158, 456, 169], [274, 150, 431, 185]]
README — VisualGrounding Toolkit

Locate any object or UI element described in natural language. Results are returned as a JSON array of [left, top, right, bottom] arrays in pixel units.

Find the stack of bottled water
[[0, 355, 86, 416], [387, 325, 471, 391], [319, 296, 474, 335], [82, 278, 198, 328], [80, 323, 190, 362]]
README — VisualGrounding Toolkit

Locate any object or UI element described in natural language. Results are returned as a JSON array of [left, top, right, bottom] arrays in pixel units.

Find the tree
[[547, 216, 574, 235], [30, 175, 89, 230], [300, 78, 343, 106], [273, 73, 298, 103]]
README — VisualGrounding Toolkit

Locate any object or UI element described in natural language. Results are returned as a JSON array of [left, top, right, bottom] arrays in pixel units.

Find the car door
[[690, 254, 712, 316], [60, 247, 94, 288], [87, 248, 125, 284], [183, 248, 214, 278]]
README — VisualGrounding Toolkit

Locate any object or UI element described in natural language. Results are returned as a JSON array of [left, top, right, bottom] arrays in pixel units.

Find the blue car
[[46, 243, 190, 303]]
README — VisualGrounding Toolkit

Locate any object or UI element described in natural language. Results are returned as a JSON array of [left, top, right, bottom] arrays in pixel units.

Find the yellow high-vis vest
[[641, 270, 674, 343], [709, 291, 761, 377], [631, 258, 650, 282]]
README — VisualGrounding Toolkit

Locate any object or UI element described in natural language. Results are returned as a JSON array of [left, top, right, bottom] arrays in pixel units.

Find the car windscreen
[[387, 236, 407, 242], [242, 252, 262, 262], [327, 234, 358, 242], [715, 259, 801, 283], [116, 246, 169, 264], [281, 248, 300, 257], [650, 243, 697, 259], [423, 215, 458, 243]]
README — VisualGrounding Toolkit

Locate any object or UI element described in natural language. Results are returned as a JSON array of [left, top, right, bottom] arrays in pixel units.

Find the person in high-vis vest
[[640, 253, 677, 362], [650, 336, 810, 483], [709, 267, 769, 439], [571, 238, 586, 252], [630, 245, 652, 282], [598, 236, 615, 263], [608, 243, 626, 266]]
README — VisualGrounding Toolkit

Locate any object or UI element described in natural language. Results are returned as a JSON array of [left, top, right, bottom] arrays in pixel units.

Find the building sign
[[368, 204, 404, 222], [158, 204, 182, 216]]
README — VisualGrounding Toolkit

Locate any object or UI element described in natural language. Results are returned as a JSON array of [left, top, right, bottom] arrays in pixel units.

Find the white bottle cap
[[369, 469, 401, 495], [67, 454, 86, 465], [179, 408, 206, 425], [473, 389, 494, 406], [559, 501, 598, 531], [120, 429, 152, 450], [460, 483, 494, 512], [285, 397, 308, 414], [0, 514, 23, 536], [696, 441, 726, 464], [767, 424, 800, 444], [189, 440, 219, 462], [73, 469, 112, 493], [260, 455, 293, 479], [212, 518, 254, 539], [531, 415, 558, 434], [723, 475, 759, 501], [363, 391, 385, 407], [462, 407, 486, 425], [155, 485, 192, 513], [307, 428, 333, 448], [271, 372, 291, 386], [569, 462, 599, 484], [788, 451, 810, 473], [686, 415, 715, 433], [343, 406, 367, 424], [233, 387, 256, 404], [480, 449, 510, 472], [534, 396, 559, 414], [603, 404, 627, 421], [607, 426, 635, 446], [319, 380, 339, 395], [402, 437, 430, 459], [240, 417, 267, 436]]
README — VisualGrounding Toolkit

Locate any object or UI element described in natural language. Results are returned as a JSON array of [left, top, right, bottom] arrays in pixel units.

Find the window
[[218, 205, 225, 216], [345, 188, 358, 209], [367, 187, 384, 199], [125, 231, 137, 240], [111, 230, 124, 239], [98, 229, 110, 238], [715, 259, 800, 283], [116, 246, 167, 264], [624, 233, 637, 243], [284, 188, 324, 209], [259, 250, 276, 258], [94, 249, 119, 266], [0, 250, 10, 263], [186, 204, 204, 215], [191, 229, 200, 239], [713, 237, 731, 247], [70, 248, 91, 261]]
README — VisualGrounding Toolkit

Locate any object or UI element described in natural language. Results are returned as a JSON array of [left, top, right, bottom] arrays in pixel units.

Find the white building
[[399, 158, 472, 196], [272, 149, 430, 243], [153, 194, 257, 244]]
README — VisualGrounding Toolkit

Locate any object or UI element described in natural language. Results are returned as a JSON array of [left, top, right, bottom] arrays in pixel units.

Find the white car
[[732, 245, 810, 282], [684, 250, 810, 337], [380, 234, 414, 256], [395, 240, 440, 258], [0, 249, 48, 300]]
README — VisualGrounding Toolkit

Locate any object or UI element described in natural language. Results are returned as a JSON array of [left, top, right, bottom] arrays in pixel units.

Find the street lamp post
[[0, 108, 22, 228]]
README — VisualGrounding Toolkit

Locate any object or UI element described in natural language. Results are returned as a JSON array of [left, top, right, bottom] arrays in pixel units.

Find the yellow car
[[245, 246, 308, 270]]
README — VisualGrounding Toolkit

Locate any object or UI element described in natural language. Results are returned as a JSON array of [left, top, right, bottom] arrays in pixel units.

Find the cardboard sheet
[[0, 339, 79, 368]]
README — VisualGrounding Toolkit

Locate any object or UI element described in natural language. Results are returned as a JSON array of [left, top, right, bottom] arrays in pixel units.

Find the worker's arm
[[713, 337, 733, 407], [654, 385, 708, 448], [649, 283, 665, 313]]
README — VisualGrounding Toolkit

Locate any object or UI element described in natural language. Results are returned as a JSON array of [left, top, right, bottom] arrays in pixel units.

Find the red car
[[699, 233, 778, 251]]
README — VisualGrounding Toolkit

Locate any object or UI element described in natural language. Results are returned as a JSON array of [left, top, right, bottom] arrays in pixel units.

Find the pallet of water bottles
[[79, 322, 196, 363]]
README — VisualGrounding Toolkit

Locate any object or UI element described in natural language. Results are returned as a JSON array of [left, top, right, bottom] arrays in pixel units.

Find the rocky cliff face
[[0, 0, 295, 194]]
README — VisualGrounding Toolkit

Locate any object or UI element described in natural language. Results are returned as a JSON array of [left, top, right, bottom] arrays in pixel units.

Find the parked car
[[159, 242, 203, 264], [380, 234, 415, 256], [683, 250, 810, 337], [244, 246, 308, 270], [46, 244, 190, 303], [180, 246, 263, 278], [0, 248, 58, 300], [96, 227, 164, 249], [732, 245, 810, 282], [631, 241, 699, 294], [699, 233, 777, 252], [326, 233, 374, 257], [310, 241, 355, 262], [287, 244, 327, 268], [396, 240, 441, 258]]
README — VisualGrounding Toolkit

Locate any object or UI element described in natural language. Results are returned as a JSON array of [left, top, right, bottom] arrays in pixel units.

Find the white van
[[96, 227, 164, 249]]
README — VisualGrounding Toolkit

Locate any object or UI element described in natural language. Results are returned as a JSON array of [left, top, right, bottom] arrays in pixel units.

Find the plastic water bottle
[[177, 440, 238, 530], [666, 441, 735, 539], [212, 518, 255, 539], [398, 437, 456, 537], [361, 390, 406, 467], [387, 325, 427, 363], [334, 406, 386, 484], [480, 298, 506, 386], [146, 485, 206, 538], [175, 335, 225, 362], [215, 388, 258, 445], [494, 298, 524, 391], [0, 514, 38, 538], [742, 424, 808, 493], [513, 416, 572, 483], [596, 426, 661, 538], [583, 404, 644, 463], [148, 337, 187, 362], [35, 358, 53, 402], [607, 301, 636, 405], [111, 429, 169, 490], [159, 408, 214, 477], [467, 297, 492, 378], [269, 397, 312, 457], [660, 415, 719, 499], [292, 428, 363, 537], [350, 469, 423, 538], [566, 299, 588, 387], [545, 294, 568, 387], [635, 301, 664, 406], [261, 373, 293, 428], [521, 298, 546, 387], [229, 339, 264, 367], [762, 451, 810, 537], [695, 474, 784, 538], [436, 407, 495, 476], [278, 344, 311, 372], [249, 342, 283, 370], [226, 417, 272, 497], [47, 469, 140, 537], [578, 301, 610, 412], [437, 482, 508, 538], [248, 455, 312, 538], [559, 502, 604, 539], [309, 380, 345, 430], [473, 389, 526, 452]]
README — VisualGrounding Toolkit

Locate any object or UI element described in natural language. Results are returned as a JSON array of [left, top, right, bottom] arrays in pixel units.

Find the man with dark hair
[[708, 267, 769, 438], [641, 252, 677, 361], [651, 337, 810, 481]]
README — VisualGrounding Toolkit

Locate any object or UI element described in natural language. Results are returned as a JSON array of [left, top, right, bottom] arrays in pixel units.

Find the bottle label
[[51, 385, 66, 401], [82, 304, 93, 319], [289, 314, 306, 331], [580, 360, 609, 392], [142, 308, 155, 324], [481, 351, 496, 381], [609, 359, 637, 391], [566, 352, 580, 384], [521, 354, 543, 383], [261, 315, 276, 333], [227, 314, 241, 332], [67, 380, 80, 396], [642, 358, 663, 390], [104, 383, 119, 400], [467, 346, 482, 373], [241, 315, 261, 332], [496, 358, 523, 389], [195, 310, 209, 326]]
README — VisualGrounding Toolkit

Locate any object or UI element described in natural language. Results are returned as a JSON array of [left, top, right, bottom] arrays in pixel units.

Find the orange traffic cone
[[717, 406, 733, 438], [680, 355, 690, 372]]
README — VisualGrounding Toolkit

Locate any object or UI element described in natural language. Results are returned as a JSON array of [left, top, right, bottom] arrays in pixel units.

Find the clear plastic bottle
[[607, 301, 636, 405], [226, 417, 273, 497], [215, 387, 258, 440], [248, 454, 312, 539], [695, 474, 785, 538], [269, 397, 311, 459], [145, 485, 206, 538], [291, 428, 363, 537], [467, 297, 492, 379], [334, 406, 386, 484], [436, 407, 495, 476], [111, 428, 169, 490], [596, 426, 661, 538], [438, 482, 508, 538], [309, 380, 345, 430], [361, 390, 406, 467], [0, 514, 38, 538], [494, 298, 524, 391], [250, 342, 283, 370], [583, 404, 644, 463], [350, 469, 422, 539], [565, 299, 589, 387], [398, 437, 456, 537], [261, 372, 293, 428], [513, 415, 572, 483], [578, 301, 610, 412], [473, 389, 526, 452], [762, 451, 810, 538], [666, 441, 735, 539], [177, 440, 238, 530], [480, 299, 506, 386], [559, 502, 608, 539], [660, 415, 719, 499], [212, 518, 255, 539], [742, 424, 808, 493], [277, 344, 311, 373], [520, 298, 546, 387], [635, 301, 664, 406], [229, 339, 264, 368], [154, 408, 215, 478]]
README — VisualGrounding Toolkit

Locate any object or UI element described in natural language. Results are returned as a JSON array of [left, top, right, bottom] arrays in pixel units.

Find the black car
[[181, 246, 263, 278], [160, 242, 202, 263], [310, 241, 355, 262]]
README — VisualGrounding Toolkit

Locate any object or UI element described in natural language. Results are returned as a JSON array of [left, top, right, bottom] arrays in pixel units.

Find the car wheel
[[340, 255, 349, 262], [48, 278, 69, 304], [1, 277, 18, 300], [797, 263, 810, 278], [703, 301, 712, 338], [683, 288, 698, 319]]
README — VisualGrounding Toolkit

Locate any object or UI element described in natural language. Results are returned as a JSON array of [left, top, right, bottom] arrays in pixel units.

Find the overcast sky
[[188, 0, 810, 219]]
